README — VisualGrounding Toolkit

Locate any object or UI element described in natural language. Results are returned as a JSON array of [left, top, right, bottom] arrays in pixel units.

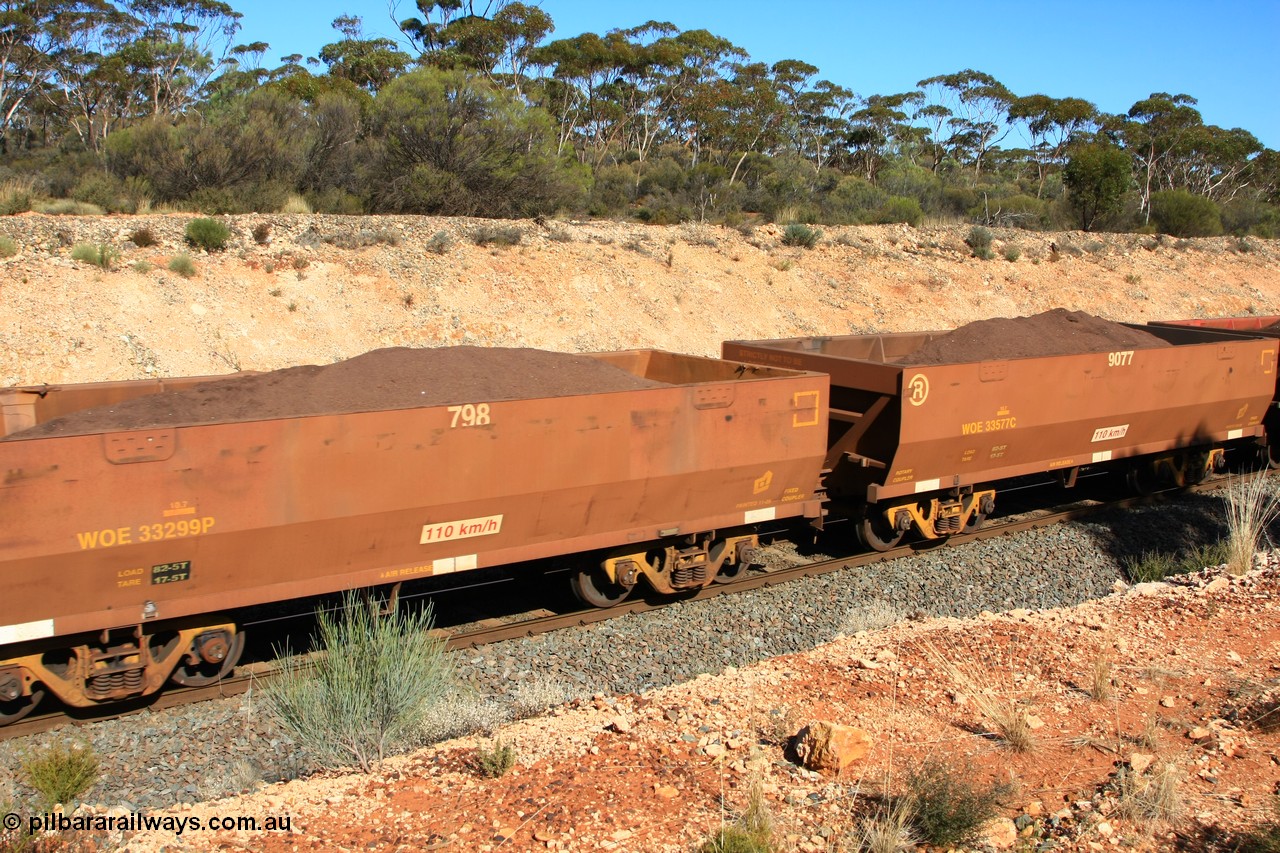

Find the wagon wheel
[[1126, 463, 1160, 496], [963, 511, 987, 534], [1267, 442, 1280, 470], [170, 629, 245, 687], [570, 567, 632, 608], [713, 561, 745, 584], [857, 511, 905, 552], [0, 688, 44, 725], [1183, 451, 1212, 486]]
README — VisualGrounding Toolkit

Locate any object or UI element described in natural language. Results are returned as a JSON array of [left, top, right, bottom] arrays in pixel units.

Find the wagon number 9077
[[448, 403, 491, 428], [1107, 350, 1134, 367]]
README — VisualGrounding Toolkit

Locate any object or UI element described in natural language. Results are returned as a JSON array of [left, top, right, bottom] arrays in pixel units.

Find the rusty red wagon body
[[724, 325, 1277, 549], [1149, 317, 1280, 465], [0, 350, 828, 716]]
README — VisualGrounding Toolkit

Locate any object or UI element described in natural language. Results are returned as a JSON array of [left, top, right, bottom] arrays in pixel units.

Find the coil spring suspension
[[935, 514, 962, 534], [86, 667, 144, 700], [671, 563, 709, 587]]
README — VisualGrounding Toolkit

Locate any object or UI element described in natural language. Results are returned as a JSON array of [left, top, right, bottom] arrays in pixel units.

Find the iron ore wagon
[[725, 320, 1276, 550], [0, 348, 829, 722]]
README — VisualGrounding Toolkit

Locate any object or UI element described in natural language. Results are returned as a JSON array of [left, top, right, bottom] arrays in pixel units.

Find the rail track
[[0, 474, 1257, 743]]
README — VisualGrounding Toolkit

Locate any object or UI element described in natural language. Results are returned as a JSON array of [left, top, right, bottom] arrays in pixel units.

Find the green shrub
[[781, 223, 820, 248], [185, 217, 230, 251], [132, 260, 154, 273], [0, 235, 16, 257], [965, 226, 993, 255], [904, 758, 1003, 848], [70, 243, 119, 269], [877, 196, 924, 227], [261, 593, 455, 773], [471, 224, 523, 247], [1150, 189, 1223, 237], [1222, 198, 1280, 238], [72, 172, 124, 212], [168, 254, 197, 278], [22, 742, 100, 806], [973, 245, 995, 260], [1123, 541, 1229, 582], [475, 739, 516, 778], [1003, 244, 1022, 262], [426, 230, 452, 254], [129, 227, 158, 247]]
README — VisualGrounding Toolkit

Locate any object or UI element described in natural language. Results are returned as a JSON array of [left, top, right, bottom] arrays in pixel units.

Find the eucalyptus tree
[[1007, 93, 1096, 196], [702, 59, 785, 184], [393, 0, 553, 95], [1165, 124, 1262, 204], [657, 28, 745, 168], [529, 29, 633, 166], [1120, 92, 1202, 222], [317, 15, 410, 93], [1, 0, 95, 150], [846, 91, 923, 182], [118, 0, 242, 117], [916, 69, 1013, 177], [44, 0, 139, 151]]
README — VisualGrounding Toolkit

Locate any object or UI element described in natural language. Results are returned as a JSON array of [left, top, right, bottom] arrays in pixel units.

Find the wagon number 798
[[448, 403, 492, 428], [1107, 350, 1134, 367]]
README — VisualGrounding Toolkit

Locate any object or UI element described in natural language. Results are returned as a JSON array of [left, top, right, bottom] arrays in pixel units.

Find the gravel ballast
[[0, 493, 1230, 810]]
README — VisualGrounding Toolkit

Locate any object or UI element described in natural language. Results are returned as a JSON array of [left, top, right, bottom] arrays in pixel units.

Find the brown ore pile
[[7, 347, 665, 439], [904, 308, 1173, 365]]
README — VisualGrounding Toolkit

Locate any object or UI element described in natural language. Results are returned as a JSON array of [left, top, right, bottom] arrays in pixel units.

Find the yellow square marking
[[792, 390, 821, 427]]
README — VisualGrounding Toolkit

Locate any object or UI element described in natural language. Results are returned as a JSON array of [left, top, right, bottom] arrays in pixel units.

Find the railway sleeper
[[0, 620, 239, 716], [602, 532, 760, 596]]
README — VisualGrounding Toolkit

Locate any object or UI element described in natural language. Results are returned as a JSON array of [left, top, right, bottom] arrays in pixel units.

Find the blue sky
[[236, 0, 1280, 150]]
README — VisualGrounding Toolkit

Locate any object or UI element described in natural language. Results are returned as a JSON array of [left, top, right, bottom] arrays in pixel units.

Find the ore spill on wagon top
[[902, 309, 1173, 365], [6, 347, 666, 439]]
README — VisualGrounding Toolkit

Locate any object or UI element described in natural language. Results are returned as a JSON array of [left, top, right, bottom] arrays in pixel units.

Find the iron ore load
[[0, 310, 1276, 724], [0, 347, 830, 722], [724, 310, 1277, 550]]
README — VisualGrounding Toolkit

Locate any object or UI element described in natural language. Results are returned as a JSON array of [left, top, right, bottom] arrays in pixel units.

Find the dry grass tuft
[[921, 642, 1037, 753], [852, 798, 917, 853], [700, 776, 773, 853], [1224, 473, 1280, 575], [1116, 761, 1183, 823], [279, 193, 313, 214], [1087, 656, 1115, 702]]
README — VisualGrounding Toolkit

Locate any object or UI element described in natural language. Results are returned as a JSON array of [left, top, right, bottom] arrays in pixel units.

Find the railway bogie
[[0, 618, 241, 722]]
